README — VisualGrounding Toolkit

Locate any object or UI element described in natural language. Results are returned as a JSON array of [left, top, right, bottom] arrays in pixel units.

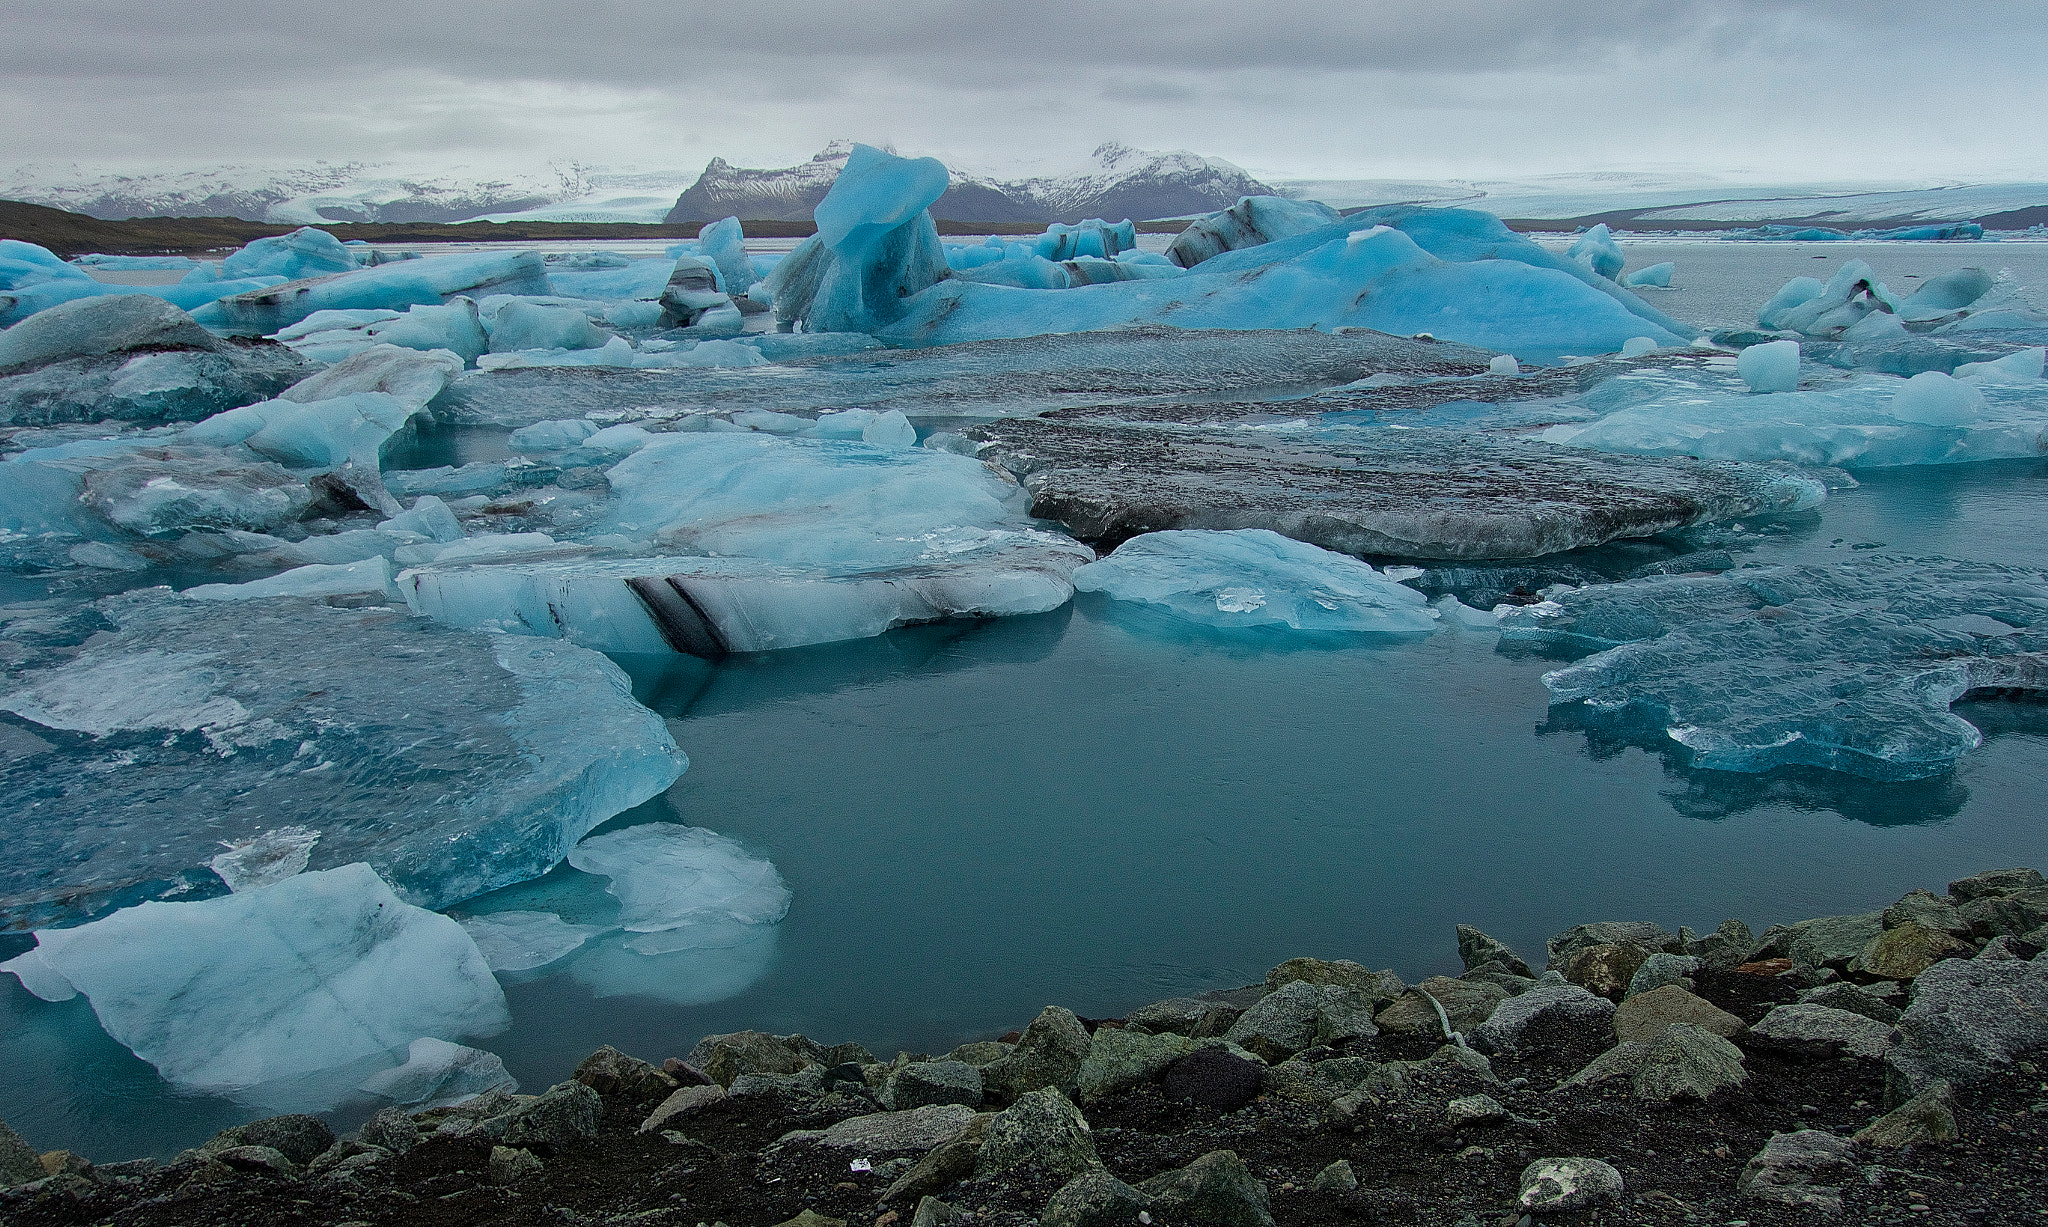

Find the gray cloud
[[1, 1, 2042, 180]]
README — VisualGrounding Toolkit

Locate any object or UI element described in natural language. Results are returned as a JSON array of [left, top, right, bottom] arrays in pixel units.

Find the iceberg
[[1625, 262, 1675, 289], [1565, 224, 1625, 281], [656, 256, 742, 332], [565, 823, 791, 941], [356, 1037, 517, 1108], [220, 227, 358, 281], [1737, 338, 1801, 392], [182, 555, 402, 601], [1073, 529, 1439, 634], [764, 144, 952, 334], [1498, 555, 2048, 780], [0, 592, 685, 928], [1759, 260, 1902, 336], [695, 216, 759, 297], [78, 448, 316, 535], [458, 910, 607, 973], [970, 416, 1824, 560], [398, 531, 1093, 656], [490, 300, 614, 353], [208, 826, 322, 892], [200, 250, 551, 334], [1164, 195, 1341, 268], [182, 390, 421, 470], [18, 863, 509, 1097]]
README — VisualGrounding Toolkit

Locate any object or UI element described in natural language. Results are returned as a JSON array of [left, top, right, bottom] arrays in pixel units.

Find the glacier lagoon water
[[5, 458, 2048, 1159]]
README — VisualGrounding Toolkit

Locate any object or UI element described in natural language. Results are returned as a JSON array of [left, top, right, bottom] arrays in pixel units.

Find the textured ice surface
[[207, 826, 321, 892], [21, 863, 508, 1097], [0, 594, 685, 928], [77, 448, 315, 536], [184, 556, 401, 601], [459, 911, 607, 973], [427, 328, 1496, 427], [971, 416, 1824, 560], [201, 251, 550, 334], [400, 532, 1092, 656], [490, 300, 614, 354], [182, 390, 419, 469], [883, 223, 1689, 356], [356, 1037, 517, 1108], [1074, 529, 1438, 633], [0, 294, 217, 374], [1541, 371, 2048, 468], [1498, 555, 2048, 779], [566, 823, 791, 949]]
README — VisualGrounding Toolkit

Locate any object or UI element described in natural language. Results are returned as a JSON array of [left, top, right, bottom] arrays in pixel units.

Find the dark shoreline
[[3, 866, 2044, 1227]]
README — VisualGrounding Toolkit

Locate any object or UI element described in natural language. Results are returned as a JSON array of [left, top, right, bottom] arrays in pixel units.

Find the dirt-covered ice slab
[[0, 592, 685, 930], [425, 327, 1498, 427], [969, 416, 1825, 560], [1500, 555, 2048, 779]]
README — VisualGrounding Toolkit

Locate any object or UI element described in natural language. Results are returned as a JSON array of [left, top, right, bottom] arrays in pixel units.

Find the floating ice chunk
[[1498, 555, 2048, 779], [367, 299, 489, 364], [25, 863, 508, 1096], [0, 594, 686, 928], [1897, 267, 1996, 324], [222, 228, 357, 281], [658, 256, 741, 332], [459, 910, 608, 973], [1622, 337, 1659, 358], [566, 823, 791, 938], [1073, 528, 1438, 634], [79, 450, 313, 535], [73, 253, 201, 270], [1488, 355, 1520, 376], [273, 309, 403, 341], [183, 556, 401, 602], [1889, 370, 1985, 425], [490, 300, 614, 353], [183, 391, 418, 470], [203, 251, 550, 334], [1736, 339, 1801, 392], [1625, 262, 1674, 288], [765, 144, 951, 334], [1432, 593, 1504, 631], [1955, 347, 2045, 383], [380, 494, 465, 543], [0, 293, 218, 373], [696, 217, 759, 296], [279, 343, 463, 410], [508, 418, 599, 452], [209, 826, 322, 891], [1762, 260, 1902, 337], [1841, 309, 1909, 342], [1, 948, 77, 1002], [357, 1037, 517, 1108], [1757, 277, 1825, 328], [1165, 195, 1341, 268], [1, 240, 94, 288], [1566, 224, 1625, 281]]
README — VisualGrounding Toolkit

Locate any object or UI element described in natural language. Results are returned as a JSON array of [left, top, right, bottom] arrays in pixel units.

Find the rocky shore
[[4, 867, 2046, 1227]]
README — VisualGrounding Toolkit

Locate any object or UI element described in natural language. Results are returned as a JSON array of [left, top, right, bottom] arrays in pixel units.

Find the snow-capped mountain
[[0, 162, 672, 224], [665, 142, 1272, 225]]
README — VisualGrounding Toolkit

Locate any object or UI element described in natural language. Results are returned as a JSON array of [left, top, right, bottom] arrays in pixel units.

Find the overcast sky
[[4, 0, 2044, 183]]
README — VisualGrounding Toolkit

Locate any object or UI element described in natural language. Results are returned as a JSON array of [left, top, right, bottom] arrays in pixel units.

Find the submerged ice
[[1074, 529, 1439, 634]]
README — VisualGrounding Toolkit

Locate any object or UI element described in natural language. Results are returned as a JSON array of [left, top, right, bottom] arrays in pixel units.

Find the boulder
[[975, 1089, 1097, 1180], [1162, 1047, 1265, 1110], [203, 1115, 336, 1167], [1469, 982, 1615, 1055], [798, 1105, 978, 1152], [880, 1115, 990, 1205], [770, 1214, 846, 1227], [1855, 1080, 1960, 1148], [1798, 982, 1903, 1024], [944, 1040, 1015, 1066], [982, 1007, 1092, 1102], [212, 1145, 297, 1178], [488, 1145, 542, 1185], [1560, 1040, 1650, 1089], [1737, 1130, 1858, 1213], [1886, 957, 2048, 1095], [909, 1199, 957, 1227], [1123, 997, 1243, 1039], [1760, 912, 1883, 972], [1225, 980, 1379, 1060], [1947, 867, 2045, 901], [1979, 934, 2044, 961], [1265, 957, 1405, 1006], [889, 1060, 984, 1111], [688, 1030, 813, 1087], [1310, 1158, 1358, 1191], [1625, 952, 1703, 998], [573, 1044, 676, 1100], [0, 1121, 45, 1188], [1559, 943, 1650, 1000], [1545, 922, 1679, 969], [1446, 1093, 1506, 1126], [1138, 1149, 1274, 1227], [500, 1081, 602, 1151], [1043, 1168, 1153, 1227], [357, 1108, 422, 1156], [1074, 1029, 1192, 1101], [1633, 1023, 1747, 1103], [1612, 984, 1744, 1043], [1750, 1003, 1895, 1060], [307, 1140, 390, 1178], [1882, 889, 1972, 937], [1852, 921, 1971, 981], [1517, 1157, 1624, 1213], [1685, 918, 1758, 970], [1456, 925, 1534, 978], [1375, 977, 1507, 1038], [639, 1083, 725, 1133]]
